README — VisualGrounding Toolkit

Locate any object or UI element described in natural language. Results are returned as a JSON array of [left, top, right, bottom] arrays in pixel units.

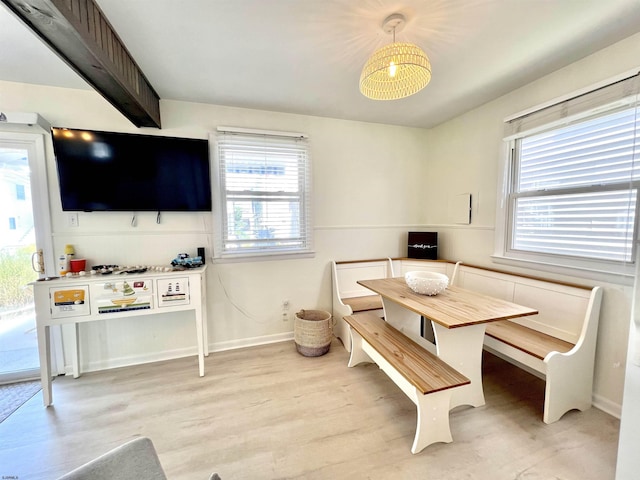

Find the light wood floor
[[0, 339, 620, 479]]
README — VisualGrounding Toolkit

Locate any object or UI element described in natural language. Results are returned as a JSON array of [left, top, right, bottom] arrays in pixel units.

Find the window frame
[[211, 127, 314, 262], [494, 72, 640, 280]]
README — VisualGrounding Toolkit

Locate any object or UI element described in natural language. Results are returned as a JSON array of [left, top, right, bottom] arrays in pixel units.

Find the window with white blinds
[[506, 76, 640, 266], [212, 128, 312, 259]]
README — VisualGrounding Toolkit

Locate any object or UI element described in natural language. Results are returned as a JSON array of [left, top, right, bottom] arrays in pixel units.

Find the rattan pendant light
[[360, 13, 431, 100]]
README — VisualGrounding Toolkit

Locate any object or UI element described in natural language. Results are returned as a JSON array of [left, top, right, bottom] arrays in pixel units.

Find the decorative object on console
[[90, 265, 175, 275], [171, 253, 204, 268], [408, 231, 438, 259], [121, 281, 135, 296], [70, 258, 86, 273], [58, 244, 75, 275], [197, 247, 206, 265], [405, 271, 449, 296], [360, 13, 431, 101], [92, 265, 119, 273]]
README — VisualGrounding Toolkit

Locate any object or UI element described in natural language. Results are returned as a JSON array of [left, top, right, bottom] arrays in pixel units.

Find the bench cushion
[[342, 295, 383, 312], [344, 313, 469, 395], [485, 321, 574, 361]]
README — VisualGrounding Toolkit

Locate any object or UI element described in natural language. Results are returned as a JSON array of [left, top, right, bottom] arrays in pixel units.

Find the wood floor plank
[[0, 339, 619, 479]]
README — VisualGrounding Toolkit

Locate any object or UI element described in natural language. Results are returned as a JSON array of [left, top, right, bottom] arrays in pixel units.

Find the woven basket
[[294, 309, 333, 357]]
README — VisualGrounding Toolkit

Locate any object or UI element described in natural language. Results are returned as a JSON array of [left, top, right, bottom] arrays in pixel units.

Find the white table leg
[[432, 322, 487, 408], [382, 297, 487, 409], [382, 299, 436, 355], [37, 324, 52, 407]]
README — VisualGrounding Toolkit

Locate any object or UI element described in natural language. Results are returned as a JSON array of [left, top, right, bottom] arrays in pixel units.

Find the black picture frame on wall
[[407, 232, 438, 259]]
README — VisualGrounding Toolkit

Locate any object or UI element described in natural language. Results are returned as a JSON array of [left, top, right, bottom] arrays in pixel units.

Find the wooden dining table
[[357, 277, 538, 409]]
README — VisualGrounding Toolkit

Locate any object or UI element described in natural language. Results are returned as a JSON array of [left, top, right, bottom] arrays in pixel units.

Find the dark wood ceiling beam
[[1, 0, 161, 128]]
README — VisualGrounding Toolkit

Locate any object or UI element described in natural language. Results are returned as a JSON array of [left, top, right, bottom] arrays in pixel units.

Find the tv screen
[[51, 128, 212, 212]]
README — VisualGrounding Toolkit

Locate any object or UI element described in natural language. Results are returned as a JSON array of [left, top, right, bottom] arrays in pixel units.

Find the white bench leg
[[347, 328, 374, 367], [411, 388, 454, 454], [544, 351, 593, 423], [334, 315, 353, 352], [347, 325, 458, 454]]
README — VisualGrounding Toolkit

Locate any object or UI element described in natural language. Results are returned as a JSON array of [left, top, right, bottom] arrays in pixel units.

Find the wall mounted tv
[[51, 127, 212, 212]]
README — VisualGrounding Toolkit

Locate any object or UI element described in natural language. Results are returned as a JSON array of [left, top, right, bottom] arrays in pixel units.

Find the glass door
[[0, 132, 53, 383]]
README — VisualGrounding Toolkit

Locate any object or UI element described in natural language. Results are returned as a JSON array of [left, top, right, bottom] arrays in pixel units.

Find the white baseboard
[[593, 393, 621, 419], [64, 332, 295, 375], [65, 345, 199, 375], [209, 331, 294, 353]]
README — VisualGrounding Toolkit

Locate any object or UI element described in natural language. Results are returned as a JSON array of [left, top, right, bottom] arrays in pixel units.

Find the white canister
[[58, 254, 70, 276]]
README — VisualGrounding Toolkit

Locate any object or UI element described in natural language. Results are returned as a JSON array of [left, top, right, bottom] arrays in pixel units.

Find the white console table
[[32, 266, 208, 406]]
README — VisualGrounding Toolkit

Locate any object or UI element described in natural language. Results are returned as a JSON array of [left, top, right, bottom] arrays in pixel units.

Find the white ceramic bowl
[[404, 271, 449, 296]]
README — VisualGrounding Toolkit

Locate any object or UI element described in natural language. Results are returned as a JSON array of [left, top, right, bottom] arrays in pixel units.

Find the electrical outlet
[[282, 300, 290, 321], [67, 213, 79, 227]]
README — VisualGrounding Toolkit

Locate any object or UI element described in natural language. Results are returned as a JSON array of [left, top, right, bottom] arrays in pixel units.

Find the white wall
[[2, 30, 639, 418], [0, 80, 429, 370], [422, 32, 640, 416]]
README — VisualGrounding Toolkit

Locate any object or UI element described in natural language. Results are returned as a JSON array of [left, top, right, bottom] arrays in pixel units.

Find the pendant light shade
[[359, 13, 431, 101]]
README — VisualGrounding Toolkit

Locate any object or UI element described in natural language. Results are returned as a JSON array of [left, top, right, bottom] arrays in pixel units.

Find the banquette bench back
[[333, 258, 394, 300], [391, 258, 453, 278], [454, 264, 593, 344], [331, 258, 394, 351]]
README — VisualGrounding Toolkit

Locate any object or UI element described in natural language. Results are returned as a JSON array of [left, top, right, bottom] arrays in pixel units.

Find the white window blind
[[505, 72, 640, 138], [507, 77, 640, 264], [213, 128, 312, 259]]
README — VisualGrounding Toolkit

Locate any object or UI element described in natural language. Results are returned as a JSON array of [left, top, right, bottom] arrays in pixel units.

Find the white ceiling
[[2, 0, 640, 129]]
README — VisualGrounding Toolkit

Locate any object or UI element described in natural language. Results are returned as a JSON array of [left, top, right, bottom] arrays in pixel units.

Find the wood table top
[[357, 277, 538, 329]]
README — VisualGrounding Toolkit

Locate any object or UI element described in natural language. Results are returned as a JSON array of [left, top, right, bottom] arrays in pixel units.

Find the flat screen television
[[51, 127, 212, 212]]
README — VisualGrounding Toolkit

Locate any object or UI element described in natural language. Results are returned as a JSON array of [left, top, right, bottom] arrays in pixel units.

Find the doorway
[[0, 132, 54, 383]]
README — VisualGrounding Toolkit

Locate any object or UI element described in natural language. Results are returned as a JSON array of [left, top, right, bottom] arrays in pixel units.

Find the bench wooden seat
[[485, 321, 574, 361], [344, 312, 469, 454], [342, 294, 383, 313]]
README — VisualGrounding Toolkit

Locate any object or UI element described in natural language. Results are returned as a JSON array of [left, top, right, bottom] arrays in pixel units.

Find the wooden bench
[[331, 259, 394, 352], [344, 312, 470, 454], [455, 264, 603, 423]]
